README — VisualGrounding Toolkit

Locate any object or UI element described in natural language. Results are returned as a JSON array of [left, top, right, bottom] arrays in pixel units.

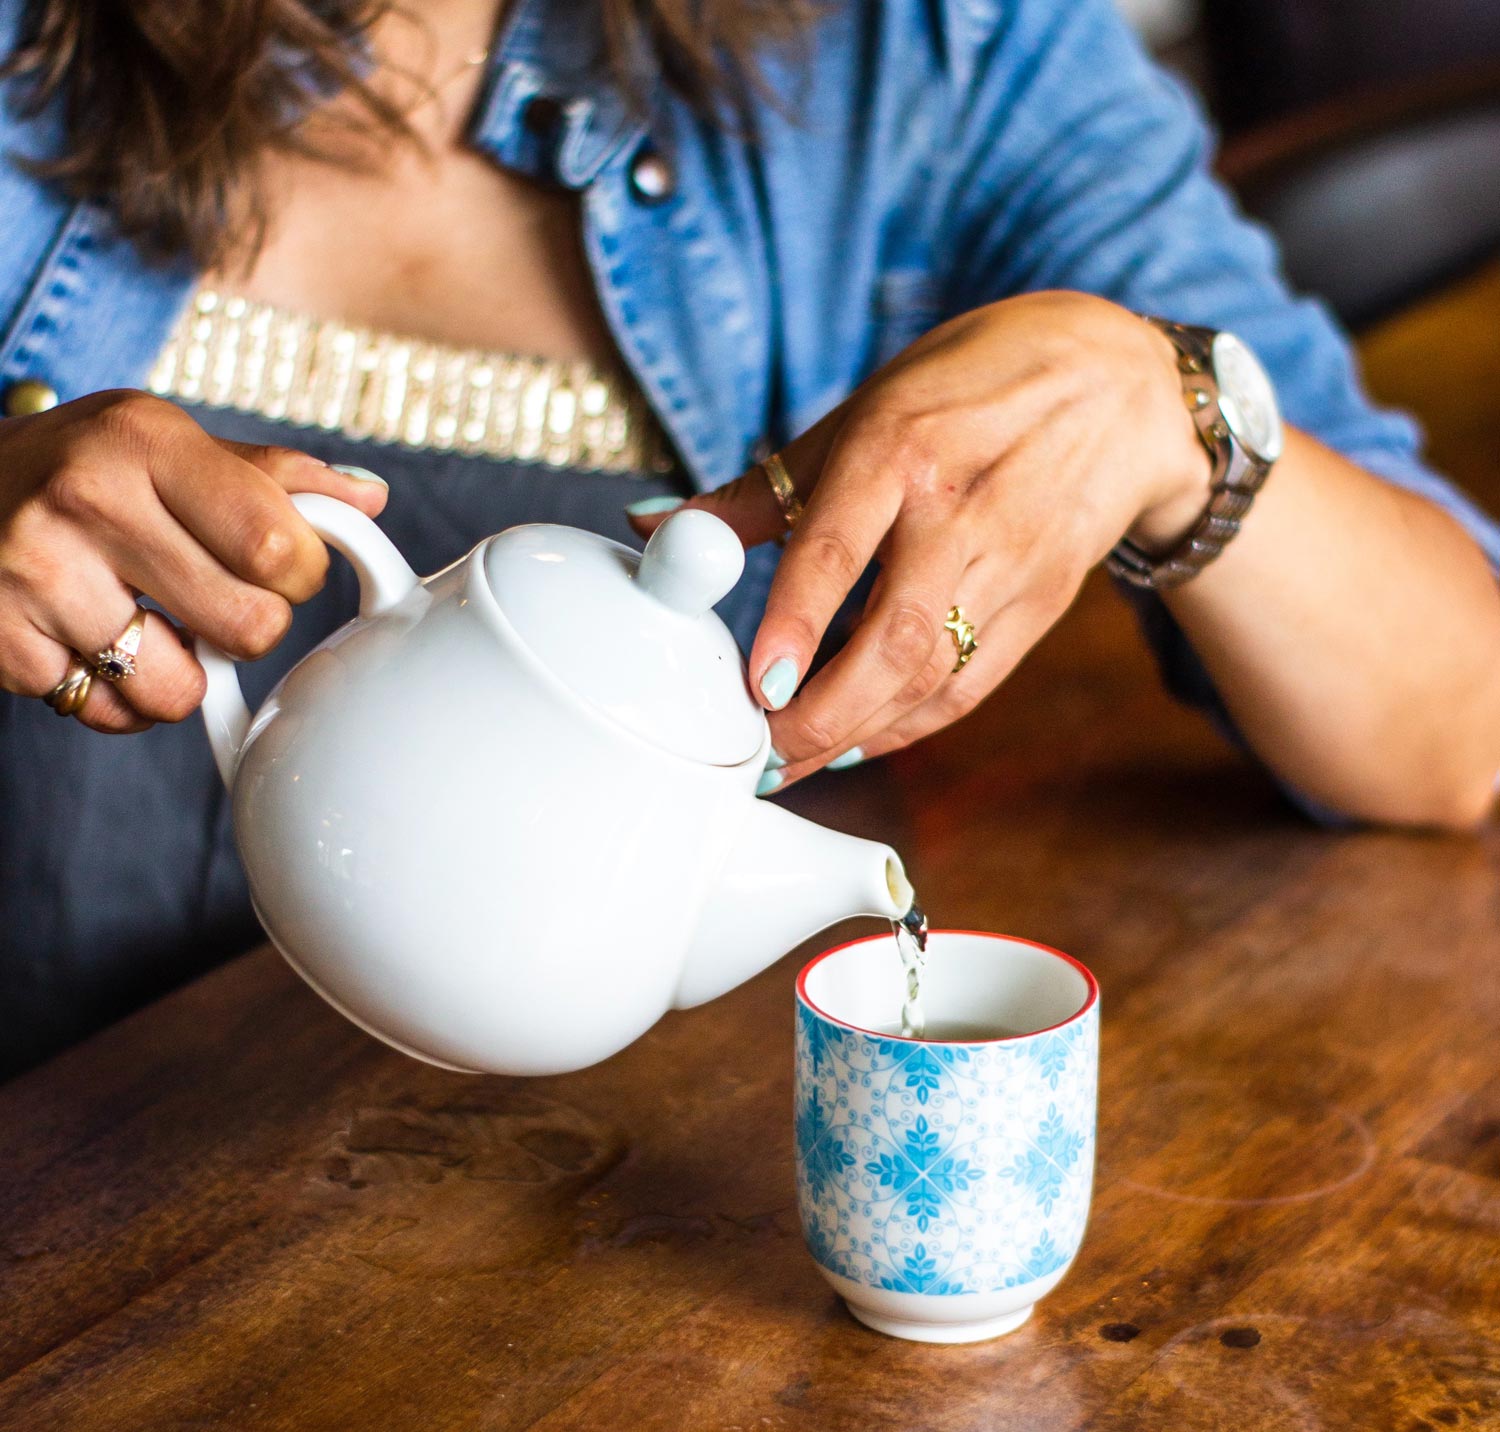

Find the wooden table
[[4, 269, 1500, 1431]]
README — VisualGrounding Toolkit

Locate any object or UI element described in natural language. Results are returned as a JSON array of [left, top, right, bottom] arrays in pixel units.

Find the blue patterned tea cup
[[795, 930, 1099, 1343]]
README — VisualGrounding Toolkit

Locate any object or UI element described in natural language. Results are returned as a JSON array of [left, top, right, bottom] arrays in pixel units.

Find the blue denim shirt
[[2, 0, 1498, 736]]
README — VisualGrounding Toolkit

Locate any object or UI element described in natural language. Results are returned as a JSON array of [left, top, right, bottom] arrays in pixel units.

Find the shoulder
[[0, 0, 70, 191], [794, 0, 1161, 121], [0, 0, 56, 159], [0, 2, 78, 324], [0, 0, 30, 78], [783, 3, 1002, 95]]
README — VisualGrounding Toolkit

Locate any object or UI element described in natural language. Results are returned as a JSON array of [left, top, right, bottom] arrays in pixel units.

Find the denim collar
[[472, 0, 649, 187]]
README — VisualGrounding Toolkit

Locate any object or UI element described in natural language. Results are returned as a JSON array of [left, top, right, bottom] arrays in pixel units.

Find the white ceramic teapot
[[198, 493, 913, 1076]]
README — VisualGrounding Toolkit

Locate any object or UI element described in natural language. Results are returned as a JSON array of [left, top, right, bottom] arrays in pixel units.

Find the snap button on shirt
[[523, 94, 563, 135], [628, 148, 675, 205], [3, 379, 59, 417]]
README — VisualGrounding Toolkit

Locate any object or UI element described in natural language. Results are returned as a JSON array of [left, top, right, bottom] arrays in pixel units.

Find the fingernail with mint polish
[[764, 747, 787, 771], [756, 768, 784, 797], [625, 495, 686, 517], [759, 658, 799, 710], [331, 464, 388, 489], [828, 746, 865, 771]]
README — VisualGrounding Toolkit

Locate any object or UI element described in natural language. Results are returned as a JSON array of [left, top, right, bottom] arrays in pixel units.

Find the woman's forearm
[[634, 294, 1500, 823], [1159, 428, 1500, 828]]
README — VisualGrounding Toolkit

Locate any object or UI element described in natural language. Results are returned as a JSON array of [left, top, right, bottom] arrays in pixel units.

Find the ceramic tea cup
[[794, 930, 1099, 1343]]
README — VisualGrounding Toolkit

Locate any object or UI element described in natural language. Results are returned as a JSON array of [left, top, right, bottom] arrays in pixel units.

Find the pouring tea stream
[[197, 494, 914, 1075]]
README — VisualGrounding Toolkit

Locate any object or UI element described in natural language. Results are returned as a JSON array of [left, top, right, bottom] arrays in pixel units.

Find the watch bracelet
[[1106, 317, 1267, 591], [1108, 484, 1256, 587]]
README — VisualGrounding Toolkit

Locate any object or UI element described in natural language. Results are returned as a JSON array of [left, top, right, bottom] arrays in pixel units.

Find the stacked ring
[[759, 452, 804, 533], [41, 605, 148, 720], [44, 658, 93, 717]]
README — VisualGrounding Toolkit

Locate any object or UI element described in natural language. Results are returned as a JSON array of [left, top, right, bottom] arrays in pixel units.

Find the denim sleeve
[[933, 0, 1500, 819]]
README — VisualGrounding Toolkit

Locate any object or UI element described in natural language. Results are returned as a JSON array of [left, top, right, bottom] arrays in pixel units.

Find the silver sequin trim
[[147, 288, 674, 476]]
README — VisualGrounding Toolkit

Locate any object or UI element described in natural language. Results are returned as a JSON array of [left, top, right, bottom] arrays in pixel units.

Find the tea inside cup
[[801, 928, 1095, 1044], [795, 931, 1099, 1343]]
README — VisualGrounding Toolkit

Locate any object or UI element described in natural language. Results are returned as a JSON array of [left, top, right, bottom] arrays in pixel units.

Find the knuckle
[[879, 418, 943, 491], [765, 611, 822, 665], [283, 549, 330, 603], [244, 520, 301, 586], [786, 710, 841, 753], [797, 529, 865, 588], [228, 593, 292, 659], [895, 659, 945, 708], [0, 636, 59, 698], [247, 444, 313, 482], [877, 602, 938, 673], [936, 679, 983, 723], [44, 462, 114, 523], [2, 525, 66, 596], [255, 443, 303, 468], [150, 663, 207, 723], [93, 390, 172, 444]]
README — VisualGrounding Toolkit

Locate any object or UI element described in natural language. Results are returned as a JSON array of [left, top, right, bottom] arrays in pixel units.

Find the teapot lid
[[483, 509, 767, 765]]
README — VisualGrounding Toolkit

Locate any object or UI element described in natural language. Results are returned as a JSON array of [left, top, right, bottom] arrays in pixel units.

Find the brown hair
[[1, 1, 809, 269]]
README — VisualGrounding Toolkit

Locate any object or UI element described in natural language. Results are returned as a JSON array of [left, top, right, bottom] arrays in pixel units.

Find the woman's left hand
[[629, 291, 1210, 787]]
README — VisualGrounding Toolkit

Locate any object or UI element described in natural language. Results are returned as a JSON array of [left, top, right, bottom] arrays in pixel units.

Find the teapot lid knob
[[635, 509, 746, 616]]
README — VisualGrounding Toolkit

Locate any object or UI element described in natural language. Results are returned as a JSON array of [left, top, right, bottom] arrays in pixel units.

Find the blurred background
[[1118, 0, 1500, 332]]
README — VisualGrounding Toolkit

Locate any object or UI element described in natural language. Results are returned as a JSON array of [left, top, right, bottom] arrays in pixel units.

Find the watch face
[[1212, 332, 1284, 463]]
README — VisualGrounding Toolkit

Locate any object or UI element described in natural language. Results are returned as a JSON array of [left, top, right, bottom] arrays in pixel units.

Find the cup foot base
[[846, 1300, 1034, 1344]]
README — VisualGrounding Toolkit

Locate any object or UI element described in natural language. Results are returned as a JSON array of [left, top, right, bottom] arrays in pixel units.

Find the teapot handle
[[197, 492, 419, 788]]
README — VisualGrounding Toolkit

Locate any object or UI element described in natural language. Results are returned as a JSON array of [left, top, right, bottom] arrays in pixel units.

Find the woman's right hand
[[0, 389, 389, 733]]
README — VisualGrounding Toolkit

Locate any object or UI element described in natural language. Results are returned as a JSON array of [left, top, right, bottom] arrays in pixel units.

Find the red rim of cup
[[795, 929, 1100, 1046]]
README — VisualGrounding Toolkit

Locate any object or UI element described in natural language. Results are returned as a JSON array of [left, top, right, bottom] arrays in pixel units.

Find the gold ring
[[759, 452, 804, 532], [45, 655, 93, 716], [943, 606, 979, 673], [91, 605, 148, 683]]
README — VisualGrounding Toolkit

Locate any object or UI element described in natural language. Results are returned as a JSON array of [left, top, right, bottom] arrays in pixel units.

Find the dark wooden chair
[[1203, 0, 1500, 135], [1217, 65, 1500, 329]]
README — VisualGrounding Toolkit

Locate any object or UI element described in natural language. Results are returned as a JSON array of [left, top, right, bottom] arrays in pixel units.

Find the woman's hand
[[630, 291, 1208, 786], [0, 390, 389, 733]]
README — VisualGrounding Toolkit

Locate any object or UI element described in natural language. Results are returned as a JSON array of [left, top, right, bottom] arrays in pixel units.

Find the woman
[[1, 0, 1497, 1075]]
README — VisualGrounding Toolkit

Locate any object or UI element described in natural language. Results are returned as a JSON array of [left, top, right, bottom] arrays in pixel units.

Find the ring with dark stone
[[93, 649, 136, 682], [91, 606, 147, 683]]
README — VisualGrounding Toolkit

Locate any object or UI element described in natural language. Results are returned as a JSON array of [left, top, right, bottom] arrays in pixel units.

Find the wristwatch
[[1107, 316, 1285, 590]]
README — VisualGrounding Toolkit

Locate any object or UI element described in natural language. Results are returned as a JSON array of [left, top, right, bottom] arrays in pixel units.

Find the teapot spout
[[674, 797, 914, 1009]]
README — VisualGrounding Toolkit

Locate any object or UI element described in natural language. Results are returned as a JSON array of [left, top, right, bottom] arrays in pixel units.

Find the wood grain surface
[[2, 268, 1498, 1431]]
